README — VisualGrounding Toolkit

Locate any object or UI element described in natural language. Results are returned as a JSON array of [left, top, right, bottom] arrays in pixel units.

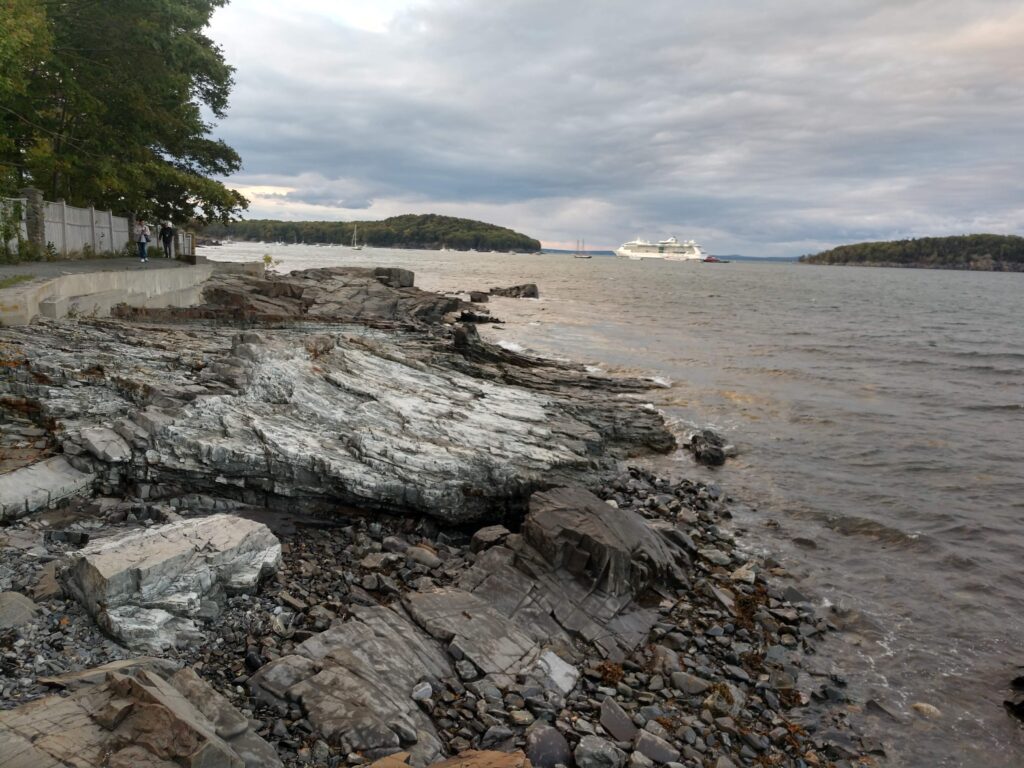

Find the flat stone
[[525, 723, 571, 768], [80, 426, 132, 463], [575, 735, 625, 768], [405, 588, 537, 676], [670, 672, 711, 696], [471, 524, 511, 552], [422, 752, 532, 768], [633, 730, 681, 764], [533, 650, 579, 694], [0, 456, 96, 522], [406, 545, 442, 570], [599, 697, 638, 742], [0, 591, 38, 629]]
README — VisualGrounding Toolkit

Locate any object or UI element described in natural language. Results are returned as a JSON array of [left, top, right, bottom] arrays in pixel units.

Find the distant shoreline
[[800, 234, 1024, 271]]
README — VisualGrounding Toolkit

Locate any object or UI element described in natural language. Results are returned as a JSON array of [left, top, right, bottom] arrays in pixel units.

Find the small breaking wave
[[495, 340, 525, 353]]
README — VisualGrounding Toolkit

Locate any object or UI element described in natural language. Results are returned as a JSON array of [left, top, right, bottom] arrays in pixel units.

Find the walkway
[[0, 255, 261, 326], [0, 255, 189, 281]]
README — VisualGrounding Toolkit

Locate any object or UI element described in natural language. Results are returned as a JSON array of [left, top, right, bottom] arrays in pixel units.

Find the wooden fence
[[42, 199, 130, 256]]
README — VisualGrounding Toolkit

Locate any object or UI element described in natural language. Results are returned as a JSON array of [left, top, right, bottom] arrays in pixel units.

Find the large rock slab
[[460, 487, 689, 659], [249, 604, 450, 764], [123, 267, 460, 324], [0, 660, 280, 768], [0, 268, 675, 523], [523, 487, 686, 597], [0, 591, 38, 629], [0, 455, 95, 522], [63, 514, 280, 651], [405, 588, 539, 678]]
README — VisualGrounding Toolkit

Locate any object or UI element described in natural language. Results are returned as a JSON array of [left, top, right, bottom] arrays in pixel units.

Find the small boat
[[573, 239, 592, 259], [351, 224, 363, 250], [702, 255, 729, 263]]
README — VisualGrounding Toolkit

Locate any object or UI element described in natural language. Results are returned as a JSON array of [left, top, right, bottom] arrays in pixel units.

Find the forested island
[[799, 234, 1024, 271], [202, 214, 542, 252]]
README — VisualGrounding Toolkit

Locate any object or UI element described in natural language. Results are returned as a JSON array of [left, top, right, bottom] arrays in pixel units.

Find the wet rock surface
[[0, 268, 869, 767]]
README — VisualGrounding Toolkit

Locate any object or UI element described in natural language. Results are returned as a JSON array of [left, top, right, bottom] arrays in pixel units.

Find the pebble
[[912, 702, 942, 718]]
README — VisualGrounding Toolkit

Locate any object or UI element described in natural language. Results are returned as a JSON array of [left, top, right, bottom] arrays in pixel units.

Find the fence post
[[89, 206, 97, 254], [58, 199, 68, 257], [107, 209, 115, 254], [18, 187, 44, 253]]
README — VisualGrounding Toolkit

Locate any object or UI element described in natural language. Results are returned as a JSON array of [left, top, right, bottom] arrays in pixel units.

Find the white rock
[[534, 649, 579, 695], [80, 427, 131, 463], [730, 563, 756, 584], [411, 681, 433, 701], [63, 514, 280, 651]]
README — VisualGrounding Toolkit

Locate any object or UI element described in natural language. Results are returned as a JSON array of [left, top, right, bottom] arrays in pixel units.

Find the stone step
[[67, 289, 128, 318]]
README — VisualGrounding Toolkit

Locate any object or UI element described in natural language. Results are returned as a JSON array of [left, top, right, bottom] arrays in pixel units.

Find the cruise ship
[[615, 235, 706, 260]]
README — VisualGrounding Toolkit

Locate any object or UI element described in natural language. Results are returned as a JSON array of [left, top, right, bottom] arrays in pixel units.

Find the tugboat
[[702, 255, 729, 263]]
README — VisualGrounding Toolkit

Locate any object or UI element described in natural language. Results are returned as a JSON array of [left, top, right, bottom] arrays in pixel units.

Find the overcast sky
[[208, 0, 1024, 255]]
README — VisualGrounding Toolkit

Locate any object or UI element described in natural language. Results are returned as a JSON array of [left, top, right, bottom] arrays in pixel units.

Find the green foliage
[[799, 235, 1024, 272], [203, 214, 542, 252], [0, 198, 25, 262], [0, 274, 33, 289], [0, 0, 247, 221]]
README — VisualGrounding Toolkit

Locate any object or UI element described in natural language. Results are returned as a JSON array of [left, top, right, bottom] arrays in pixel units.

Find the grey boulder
[[62, 514, 280, 652]]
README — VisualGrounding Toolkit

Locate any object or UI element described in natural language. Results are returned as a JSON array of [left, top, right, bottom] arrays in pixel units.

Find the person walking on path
[[134, 218, 151, 263], [159, 222, 175, 258]]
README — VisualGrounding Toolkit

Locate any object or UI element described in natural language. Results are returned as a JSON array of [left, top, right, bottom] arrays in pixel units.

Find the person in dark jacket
[[159, 222, 175, 258]]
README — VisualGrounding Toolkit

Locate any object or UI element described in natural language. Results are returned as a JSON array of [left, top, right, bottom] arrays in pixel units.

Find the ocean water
[[204, 243, 1024, 766]]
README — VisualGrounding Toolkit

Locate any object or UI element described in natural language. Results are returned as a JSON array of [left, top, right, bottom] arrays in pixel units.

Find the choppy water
[[204, 243, 1024, 766]]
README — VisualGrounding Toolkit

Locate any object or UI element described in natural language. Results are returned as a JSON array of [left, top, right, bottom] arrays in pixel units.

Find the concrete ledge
[[69, 289, 128, 317], [39, 296, 69, 319], [0, 264, 217, 325]]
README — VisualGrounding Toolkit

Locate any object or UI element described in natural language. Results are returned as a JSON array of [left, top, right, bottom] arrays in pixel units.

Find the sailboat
[[351, 224, 363, 250], [573, 239, 592, 259]]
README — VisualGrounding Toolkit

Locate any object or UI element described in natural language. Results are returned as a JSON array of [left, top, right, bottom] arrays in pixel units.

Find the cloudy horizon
[[207, 0, 1024, 256]]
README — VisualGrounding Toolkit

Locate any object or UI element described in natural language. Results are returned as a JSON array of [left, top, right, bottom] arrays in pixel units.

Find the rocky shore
[[0, 267, 870, 767]]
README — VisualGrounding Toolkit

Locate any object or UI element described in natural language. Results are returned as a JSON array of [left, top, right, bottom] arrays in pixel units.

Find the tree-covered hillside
[[202, 214, 542, 252], [799, 235, 1024, 271], [1, 0, 246, 222]]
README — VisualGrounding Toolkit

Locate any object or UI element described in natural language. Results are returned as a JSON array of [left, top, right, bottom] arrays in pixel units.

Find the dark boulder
[[490, 283, 539, 299], [688, 429, 727, 466]]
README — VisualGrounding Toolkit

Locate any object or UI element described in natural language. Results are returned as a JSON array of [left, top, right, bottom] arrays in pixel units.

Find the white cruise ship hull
[[615, 235, 706, 261], [615, 247, 704, 261]]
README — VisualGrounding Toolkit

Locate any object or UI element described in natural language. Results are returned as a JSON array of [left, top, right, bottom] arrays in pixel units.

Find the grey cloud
[[209, 0, 1024, 255]]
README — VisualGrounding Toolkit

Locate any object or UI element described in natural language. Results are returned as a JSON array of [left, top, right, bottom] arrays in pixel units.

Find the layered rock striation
[[0, 267, 673, 524]]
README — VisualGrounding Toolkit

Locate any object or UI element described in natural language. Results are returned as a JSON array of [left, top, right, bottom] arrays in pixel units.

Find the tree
[[0, 0, 247, 221]]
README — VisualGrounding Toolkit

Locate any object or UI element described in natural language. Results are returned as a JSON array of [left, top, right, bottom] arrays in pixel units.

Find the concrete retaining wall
[[0, 265, 216, 326]]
